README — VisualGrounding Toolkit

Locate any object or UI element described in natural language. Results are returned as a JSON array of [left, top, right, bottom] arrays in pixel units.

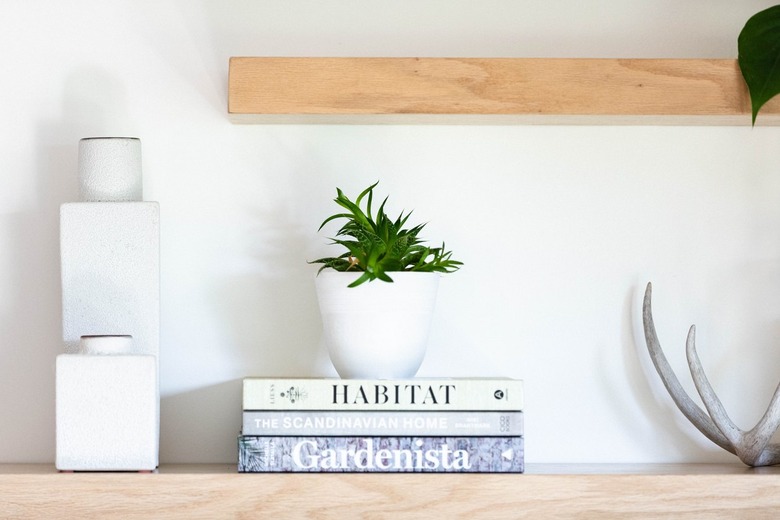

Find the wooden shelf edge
[[0, 462, 780, 481], [3, 464, 780, 518], [228, 57, 780, 126], [1, 462, 776, 475], [228, 113, 780, 126]]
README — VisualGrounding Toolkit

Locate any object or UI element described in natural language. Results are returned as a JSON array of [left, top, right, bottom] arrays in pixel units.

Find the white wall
[[1, 0, 779, 464]]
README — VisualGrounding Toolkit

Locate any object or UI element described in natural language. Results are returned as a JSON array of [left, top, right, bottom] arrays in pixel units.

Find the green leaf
[[347, 272, 374, 287], [310, 182, 462, 286], [318, 213, 353, 231], [355, 181, 379, 207], [738, 5, 780, 125]]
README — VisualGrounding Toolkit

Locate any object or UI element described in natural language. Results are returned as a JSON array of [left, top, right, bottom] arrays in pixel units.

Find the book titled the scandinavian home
[[242, 378, 523, 411], [242, 410, 524, 436], [238, 436, 524, 473]]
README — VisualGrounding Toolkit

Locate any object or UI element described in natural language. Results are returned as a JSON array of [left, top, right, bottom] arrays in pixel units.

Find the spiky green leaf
[[310, 183, 462, 286]]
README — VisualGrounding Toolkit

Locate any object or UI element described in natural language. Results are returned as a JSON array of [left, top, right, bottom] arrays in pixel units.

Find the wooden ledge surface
[[3, 463, 780, 518], [228, 57, 780, 125]]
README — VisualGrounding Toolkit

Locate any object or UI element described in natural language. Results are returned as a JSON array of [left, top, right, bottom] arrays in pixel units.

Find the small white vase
[[78, 137, 142, 202], [315, 270, 440, 378], [78, 335, 133, 355]]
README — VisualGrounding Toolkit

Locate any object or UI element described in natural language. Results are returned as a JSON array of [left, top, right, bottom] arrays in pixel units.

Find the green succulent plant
[[310, 182, 462, 287]]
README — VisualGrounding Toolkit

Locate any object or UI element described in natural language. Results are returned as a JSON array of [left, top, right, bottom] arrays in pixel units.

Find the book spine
[[238, 436, 524, 473], [243, 378, 523, 411], [243, 410, 523, 436]]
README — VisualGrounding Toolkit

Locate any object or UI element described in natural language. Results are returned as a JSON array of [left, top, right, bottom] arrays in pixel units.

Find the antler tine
[[751, 381, 780, 442], [686, 317, 780, 466], [642, 283, 735, 453], [684, 325, 740, 445], [742, 381, 780, 466]]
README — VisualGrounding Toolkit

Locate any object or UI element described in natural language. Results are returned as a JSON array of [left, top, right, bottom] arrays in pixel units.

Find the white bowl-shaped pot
[[315, 270, 440, 379]]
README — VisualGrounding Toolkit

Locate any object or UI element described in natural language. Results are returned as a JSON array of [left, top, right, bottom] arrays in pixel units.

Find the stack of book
[[238, 377, 524, 473]]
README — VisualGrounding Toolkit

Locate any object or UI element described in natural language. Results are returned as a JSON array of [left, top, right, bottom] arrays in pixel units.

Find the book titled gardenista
[[238, 436, 524, 473]]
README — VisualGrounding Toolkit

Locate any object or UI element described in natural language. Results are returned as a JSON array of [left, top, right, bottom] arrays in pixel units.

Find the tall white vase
[[56, 137, 159, 471], [315, 271, 440, 379]]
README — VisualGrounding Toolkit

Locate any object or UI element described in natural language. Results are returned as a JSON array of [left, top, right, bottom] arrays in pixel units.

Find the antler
[[642, 282, 780, 466]]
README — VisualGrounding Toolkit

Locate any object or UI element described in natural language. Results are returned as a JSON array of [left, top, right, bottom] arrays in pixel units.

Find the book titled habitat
[[238, 436, 524, 473], [243, 377, 523, 411]]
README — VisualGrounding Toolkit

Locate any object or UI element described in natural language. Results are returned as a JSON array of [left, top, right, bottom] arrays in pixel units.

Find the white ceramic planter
[[315, 270, 440, 378]]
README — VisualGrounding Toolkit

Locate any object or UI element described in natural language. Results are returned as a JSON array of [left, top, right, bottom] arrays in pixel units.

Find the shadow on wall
[[0, 156, 71, 462], [0, 67, 136, 462], [212, 202, 333, 377], [161, 379, 243, 463], [166, 207, 332, 463]]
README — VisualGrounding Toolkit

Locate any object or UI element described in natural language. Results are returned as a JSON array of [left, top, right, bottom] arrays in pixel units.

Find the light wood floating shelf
[[3, 464, 780, 518], [228, 57, 780, 125]]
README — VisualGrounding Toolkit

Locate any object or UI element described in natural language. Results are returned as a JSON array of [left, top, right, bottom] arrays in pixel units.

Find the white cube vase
[[56, 137, 160, 471], [56, 337, 157, 471]]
